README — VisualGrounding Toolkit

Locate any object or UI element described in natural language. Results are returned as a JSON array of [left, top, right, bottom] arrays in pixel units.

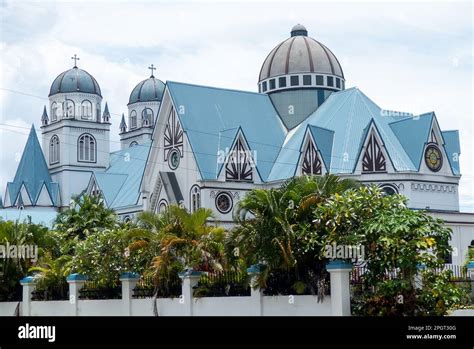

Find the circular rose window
[[215, 192, 233, 214], [168, 149, 180, 170]]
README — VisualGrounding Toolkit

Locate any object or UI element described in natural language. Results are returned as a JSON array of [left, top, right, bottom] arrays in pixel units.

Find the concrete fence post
[[415, 264, 426, 290], [326, 260, 352, 316], [467, 262, 474, 300], [66, 273, 88, 316], [120, 272, 140, 316], [247, 264, 263, 316], [20, 276, 36, 316], [178, 269, 202, 316]]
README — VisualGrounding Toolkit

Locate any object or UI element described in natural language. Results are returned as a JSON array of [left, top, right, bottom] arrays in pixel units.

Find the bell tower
[[40, 55, 110, 207]]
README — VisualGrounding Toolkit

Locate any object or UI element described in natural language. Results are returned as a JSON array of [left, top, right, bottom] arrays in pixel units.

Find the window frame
[[77, 133, 97, 163], [49, 135, 60, 165]]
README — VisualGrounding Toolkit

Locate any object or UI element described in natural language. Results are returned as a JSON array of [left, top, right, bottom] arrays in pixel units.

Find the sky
[[0, 0, 472, 211]]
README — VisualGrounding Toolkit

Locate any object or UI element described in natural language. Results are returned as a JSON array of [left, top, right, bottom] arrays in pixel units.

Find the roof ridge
[[167, 80, 266, 96]]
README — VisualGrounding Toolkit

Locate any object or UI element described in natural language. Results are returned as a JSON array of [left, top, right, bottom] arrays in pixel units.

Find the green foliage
[[130, 206, 230, 292], [317, 185, 468, 315], [230, 174, 359, 293], [72, 229, 146, 288], [418, 269, 471, 315], [0, 219, 57, 301], [54, 194, 119, 243], [28, 253, 72, 299]]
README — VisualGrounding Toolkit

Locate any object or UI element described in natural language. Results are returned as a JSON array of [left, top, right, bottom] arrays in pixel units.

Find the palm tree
[[128, 206, 228, 293], [231, 174, 359, 294], [0, 220, 54, 301], [28, 253, 72, 300]]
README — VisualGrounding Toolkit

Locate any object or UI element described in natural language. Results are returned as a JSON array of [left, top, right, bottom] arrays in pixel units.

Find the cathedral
[[1, 25, 473, 264]]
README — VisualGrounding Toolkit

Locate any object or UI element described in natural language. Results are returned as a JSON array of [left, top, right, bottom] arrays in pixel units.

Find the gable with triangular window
[[301, 137, 322, 175], [361, 131, 386, 173], [225, 137, 254, 182]]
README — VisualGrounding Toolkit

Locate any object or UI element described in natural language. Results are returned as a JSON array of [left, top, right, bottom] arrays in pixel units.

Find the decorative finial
[[148, 64, 156, 77], [71, 54, 80, 68], [291, 24, 308, 37]]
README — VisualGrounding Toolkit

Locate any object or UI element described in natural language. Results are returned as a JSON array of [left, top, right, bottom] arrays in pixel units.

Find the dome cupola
[[128, 65, 165, 105], [49, 55, 101, 97], [258, 24, 344, 94]]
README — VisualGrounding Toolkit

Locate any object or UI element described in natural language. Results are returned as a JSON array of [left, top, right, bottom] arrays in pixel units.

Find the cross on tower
[[148, 64, 156, 77], [71, 54, 80, 67]]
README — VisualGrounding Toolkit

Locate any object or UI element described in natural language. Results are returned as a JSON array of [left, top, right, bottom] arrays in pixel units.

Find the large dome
[[49, 67, 101, 97], [258, 24, 344, 93], [128, 76, 165, 105]]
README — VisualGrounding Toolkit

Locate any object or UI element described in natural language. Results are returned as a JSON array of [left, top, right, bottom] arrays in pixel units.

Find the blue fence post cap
[[178, 268, 203, 278], [20, 276, 36, 284], [120, 272, 140, 280], [417, 263, 426, 270], [66, 273, 88, 282], [247, 264, 263, 274], [326, 259, 353, 270]]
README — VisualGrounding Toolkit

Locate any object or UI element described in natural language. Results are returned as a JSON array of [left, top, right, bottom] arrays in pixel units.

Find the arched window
[[51, 102, 58, 122], [96, 103, 101, 122], [78, 133, 96, 162], [130, 110, 137, 129], [129, 141, 138, 148], [142, 108, 153, 127], [190, 185, 201, 212], [64, 100, 75, 118], [158, 199, 168, 213], [81, 100, 92, 119], [49, 135, 60, 164]]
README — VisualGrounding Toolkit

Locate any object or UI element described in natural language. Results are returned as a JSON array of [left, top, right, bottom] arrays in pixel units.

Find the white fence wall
[[1, 262, 472, 316], [0, 263, 354, 317], [0, 295, 332, 317]]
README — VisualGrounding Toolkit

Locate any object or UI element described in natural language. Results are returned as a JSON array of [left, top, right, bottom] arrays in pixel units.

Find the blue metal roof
[[128, 77, 165, 105], [389, 113, 433, 170], [93, 142, 151, 209], [6, 125, 59, 206], [49, 67, 101, 97], [165, 83, 458, 182], [166, 81, 287, 181], [308, 125, 334, 172], [442, 130, 461, 175], [268, 88, 423, 180]]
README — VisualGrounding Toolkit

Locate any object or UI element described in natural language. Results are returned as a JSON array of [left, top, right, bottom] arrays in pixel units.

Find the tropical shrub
[[230, 174, 358, 296], [316, 185, 469, 315]]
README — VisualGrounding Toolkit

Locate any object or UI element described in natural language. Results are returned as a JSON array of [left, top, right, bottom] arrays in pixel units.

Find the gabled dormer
[[389, 112, 457, 176], [354, 120, 394, 174], [297, 125, 334, 176], [217, 129, 259, 183]]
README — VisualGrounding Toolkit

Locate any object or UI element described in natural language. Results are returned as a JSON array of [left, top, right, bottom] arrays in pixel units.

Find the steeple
[[103, 102, 111, 123], [41, 105, 49, 126], [120, 113, 127, 133], [4, 125, 59, 207]]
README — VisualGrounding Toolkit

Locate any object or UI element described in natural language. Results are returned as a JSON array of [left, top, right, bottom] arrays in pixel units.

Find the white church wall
[[51, 170, 94, 207], [429, 211, 474, 265]]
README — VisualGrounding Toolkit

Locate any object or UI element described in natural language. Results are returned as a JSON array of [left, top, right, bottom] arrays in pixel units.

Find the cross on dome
[[71, 54, 80, 68], [148, 64, 156, 77]]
